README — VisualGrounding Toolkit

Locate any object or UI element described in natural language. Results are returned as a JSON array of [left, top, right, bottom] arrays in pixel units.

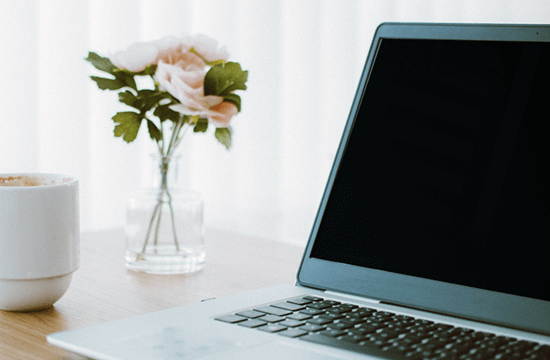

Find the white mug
[[0, 173, 79, 311]]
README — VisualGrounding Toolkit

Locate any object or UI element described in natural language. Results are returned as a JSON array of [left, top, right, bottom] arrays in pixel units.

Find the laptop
[[48, 22, 550, 360]]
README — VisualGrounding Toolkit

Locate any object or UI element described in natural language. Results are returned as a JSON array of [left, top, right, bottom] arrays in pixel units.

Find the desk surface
[[0, 228, 303, 360]]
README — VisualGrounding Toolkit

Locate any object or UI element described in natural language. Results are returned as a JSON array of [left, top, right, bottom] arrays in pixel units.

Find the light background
[[1, 0, 549, 245]]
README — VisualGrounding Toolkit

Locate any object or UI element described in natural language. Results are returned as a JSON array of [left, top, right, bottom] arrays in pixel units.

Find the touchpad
[[220, 340, 349, 360]]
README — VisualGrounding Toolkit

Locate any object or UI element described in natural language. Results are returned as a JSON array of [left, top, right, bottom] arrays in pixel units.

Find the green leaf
[[85, 52, 117, 74], [90, 76, 126, 90], [140, 91, 173, 112], [140, 64, 157, 76], [146, 120, 162, 142], [112, 112, 142, 143], [115, 72, 137, 91], [115, 64, 157, 77], [222, 93, 242, 112], [86, 51, 137, 91], [189, 47, 227, 66], [118, 90, 173, 117], [154, 104, 181, 123], [214, 127, 232, 150], [193, 118, 208, 133], [204, 62, 248, 97], [118, 90, 137, 107]]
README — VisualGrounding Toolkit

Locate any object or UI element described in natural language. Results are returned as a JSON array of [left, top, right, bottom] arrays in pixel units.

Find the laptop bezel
[[296, 22, 550, 336]]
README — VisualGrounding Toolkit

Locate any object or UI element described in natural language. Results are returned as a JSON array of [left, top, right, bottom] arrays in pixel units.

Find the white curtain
[[2, 0, 549, 245]]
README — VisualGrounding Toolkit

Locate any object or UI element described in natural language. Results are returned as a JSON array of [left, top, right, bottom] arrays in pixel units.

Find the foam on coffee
[[0, 175, 47, 186], [0, 175, 74, 187]]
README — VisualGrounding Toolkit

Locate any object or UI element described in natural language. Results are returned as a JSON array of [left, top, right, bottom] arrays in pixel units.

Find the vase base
[[124, 246, 205, 275]]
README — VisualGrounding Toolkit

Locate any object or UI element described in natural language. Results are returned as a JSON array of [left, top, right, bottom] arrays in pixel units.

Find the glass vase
[[125, 154, 205, 274]]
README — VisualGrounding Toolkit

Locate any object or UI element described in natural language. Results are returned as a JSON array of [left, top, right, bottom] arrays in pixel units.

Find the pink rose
[[205, 102, 239, 127], [155, 61, 236, 126], [154, 37, 205, 69], [112, 35, 237, 126]]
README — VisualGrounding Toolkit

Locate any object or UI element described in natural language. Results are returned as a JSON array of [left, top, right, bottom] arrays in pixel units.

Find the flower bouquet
[[86, 35, 248, 273]]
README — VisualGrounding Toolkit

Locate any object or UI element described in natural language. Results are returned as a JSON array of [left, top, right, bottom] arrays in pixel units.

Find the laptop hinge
[[324, 290, 381, 304], [295, 282, 326, 292]]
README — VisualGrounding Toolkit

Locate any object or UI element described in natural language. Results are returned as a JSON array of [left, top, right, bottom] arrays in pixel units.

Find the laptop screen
[[309, 37, 550, 303]]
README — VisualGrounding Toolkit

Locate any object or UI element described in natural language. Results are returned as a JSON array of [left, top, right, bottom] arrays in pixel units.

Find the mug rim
[[0, 173, 78, 189]]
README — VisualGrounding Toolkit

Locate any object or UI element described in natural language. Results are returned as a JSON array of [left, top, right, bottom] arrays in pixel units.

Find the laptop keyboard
[[215, 295, 550, 360]]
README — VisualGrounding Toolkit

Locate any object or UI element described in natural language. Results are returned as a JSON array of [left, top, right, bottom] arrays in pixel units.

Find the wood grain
[[0, 228, 303, 360]]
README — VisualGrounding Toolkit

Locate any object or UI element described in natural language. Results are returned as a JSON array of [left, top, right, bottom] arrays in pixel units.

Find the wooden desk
[[0, 228, 304, 360]]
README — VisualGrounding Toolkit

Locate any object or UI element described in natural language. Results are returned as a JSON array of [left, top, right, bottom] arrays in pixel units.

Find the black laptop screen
[[310, 39, 550, 302]]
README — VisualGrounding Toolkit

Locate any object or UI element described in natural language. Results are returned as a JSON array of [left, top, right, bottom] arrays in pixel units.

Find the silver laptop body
[[48, 22, 550, 360]]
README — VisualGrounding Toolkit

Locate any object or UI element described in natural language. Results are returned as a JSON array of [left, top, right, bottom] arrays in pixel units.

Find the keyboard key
[[287, 312, 312, 321], [279, 319, 305, 328], [341, 316, 366, 325], [369, 331, 399, 342], [430, 329, 453, 341], [320, 312, 345, 321], [278, 328, 309, 338], [373, 310, 394, 316], [320, 329, 347, 338], [376, 327, 408, 338], [467, 346, 498, 359], [326, 306, 354, 314], [307, 317, 333, 326], [406, 330, 432, 342], [353, 308, 375, 317], [361, 320, 386, 328], [530, 344, 550, 358], [321, 300, 341, 306], [303, 296, 324, 301], [371, 312, 394, 322], [442, 341, 474, 356], [392, 314, 415, 322], [432, 323, 454, 332], [236, 310, 264, 319], [300, 323, 325, 332], [507, 340, 537, 352], [349, 327, 376, 336], [287, 297, 313, 305], [388, 336, 420, 349], [307, 302, 333, 310], [450, 326, 474, 335], [299, 308, 325, 316], [414, 337, 446, 352], [414, 319, 434, 326], [361, 336, 390, 349], [341, 334, 367, 343], [215, 315, 247, 323], [341, 303, 359, 309], [327, 322, 354, 330], [238, 319, 267, 328], [356, 323, 385, 334], [254, 306, 292, 316], [271, 301, 305, 311], [259, 324, 287, 333], [387, 321, 413, 329], [259, 315, 285, 323], [432, 349, 460, 359]]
